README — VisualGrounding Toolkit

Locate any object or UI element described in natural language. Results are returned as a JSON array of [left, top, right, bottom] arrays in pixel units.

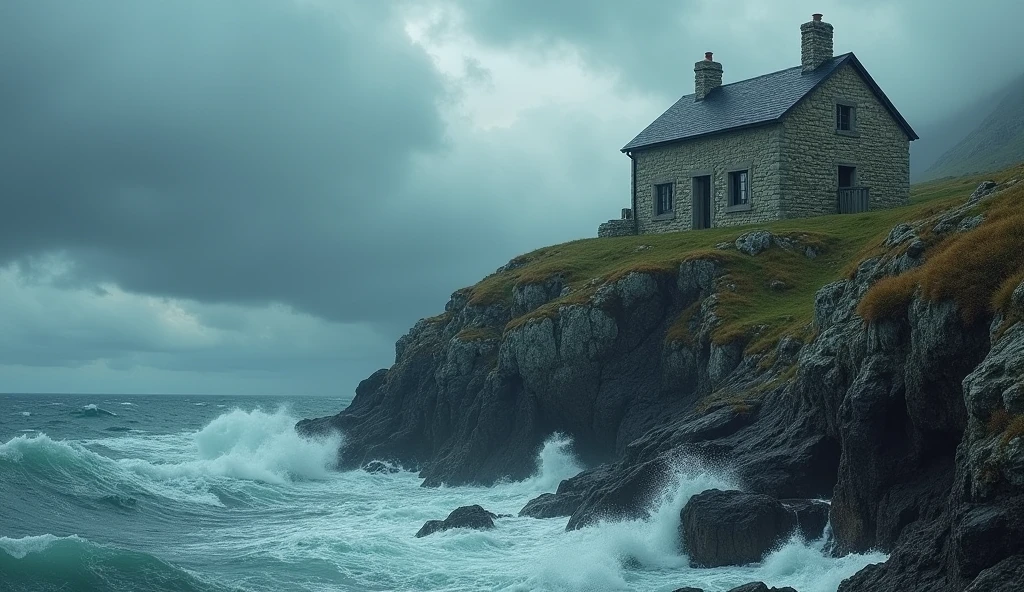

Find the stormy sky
[[2, 0, 1022, 397]]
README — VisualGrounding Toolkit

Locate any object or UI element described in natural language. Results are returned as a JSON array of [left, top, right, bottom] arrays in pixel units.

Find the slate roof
[[621, 52, 918, 152]]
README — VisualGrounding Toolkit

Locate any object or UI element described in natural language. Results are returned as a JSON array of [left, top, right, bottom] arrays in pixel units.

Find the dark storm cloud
[[0, 1, 465, 326], [453, 0, 1024, 126]]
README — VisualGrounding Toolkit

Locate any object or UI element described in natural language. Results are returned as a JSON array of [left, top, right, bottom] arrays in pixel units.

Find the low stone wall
[[598, 219, 637, 238]]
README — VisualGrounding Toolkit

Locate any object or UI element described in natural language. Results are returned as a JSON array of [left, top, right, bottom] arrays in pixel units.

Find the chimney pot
[[813, 13, 822, 22], [705, 52, 713, 61]]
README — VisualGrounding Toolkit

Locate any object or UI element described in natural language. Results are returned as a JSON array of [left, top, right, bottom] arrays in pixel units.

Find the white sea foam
[[19, 411, 30, 417], [0, 534, 81, 559], [120, 408, 342, 484]]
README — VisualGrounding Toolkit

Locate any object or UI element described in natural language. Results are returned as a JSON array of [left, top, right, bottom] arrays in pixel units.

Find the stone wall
[[780, 63, 910, 217], [632, 124, 783, 234], [598, 219, 637, 238]]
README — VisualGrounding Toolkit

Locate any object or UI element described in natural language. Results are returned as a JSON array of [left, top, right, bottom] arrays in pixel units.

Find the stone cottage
[[598, 14, 918, 237]]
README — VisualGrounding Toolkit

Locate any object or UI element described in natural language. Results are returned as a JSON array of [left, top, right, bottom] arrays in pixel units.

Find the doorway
[[838, 165, 856, 188], [692, 175, 712, 230]]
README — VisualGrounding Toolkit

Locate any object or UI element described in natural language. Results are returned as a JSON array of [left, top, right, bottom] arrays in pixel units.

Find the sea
[[0, 393, 886, 592]]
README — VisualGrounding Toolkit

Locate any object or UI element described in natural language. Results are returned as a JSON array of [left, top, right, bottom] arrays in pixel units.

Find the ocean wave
[[0, 408, 342, 511], [0, 534, 228, 592], [75, 403, 118, 417], [18, 411, 31, 417]]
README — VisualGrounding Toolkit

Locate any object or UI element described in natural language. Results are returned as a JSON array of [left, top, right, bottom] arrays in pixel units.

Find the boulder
[[726, 584, 798, 592], [735, 230, 773, 256], [968, 180, 997, 203], [680, 489, 796, 567], [415, 505, 498, 538], [671, 587, 704, 592]]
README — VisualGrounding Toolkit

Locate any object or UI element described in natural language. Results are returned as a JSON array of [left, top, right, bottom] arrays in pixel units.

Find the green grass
[[468, 162, 1024, 351]]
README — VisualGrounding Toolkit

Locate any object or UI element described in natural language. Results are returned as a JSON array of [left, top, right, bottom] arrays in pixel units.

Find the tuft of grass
[[666, 301, 702, 345], [988, 408, 1011, 435], [857, 273, 920, 321], [992, 270, 1024, 313], [1001, 415, 1024, 449]]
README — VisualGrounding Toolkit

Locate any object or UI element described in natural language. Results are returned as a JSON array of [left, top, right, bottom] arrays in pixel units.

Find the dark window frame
[[724, 164, 752, 213], [835, 101, 858, 135], [653, 182, 675, 218]]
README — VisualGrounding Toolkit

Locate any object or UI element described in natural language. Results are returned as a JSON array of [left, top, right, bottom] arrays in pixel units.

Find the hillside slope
[[922, 74, 1024, 181], [301, 164, 1024, 591]]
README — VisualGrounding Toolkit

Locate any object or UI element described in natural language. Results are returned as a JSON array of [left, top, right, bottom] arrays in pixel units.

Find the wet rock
[[680, 489, 797, 567], [963, 554, 1024, 592], [781, 499, 830, 540], [363, 460, 400, 474], [726, 583, 798, 592], [672, 587, 704, 592], [736, 230, 774, 256], [518, 492, 583, 519], [415, 505, 498, 538], [566, 457, 672, 530]]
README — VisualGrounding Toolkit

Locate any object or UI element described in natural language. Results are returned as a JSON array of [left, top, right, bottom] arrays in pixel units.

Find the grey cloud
[[0, 1, 454, 327]]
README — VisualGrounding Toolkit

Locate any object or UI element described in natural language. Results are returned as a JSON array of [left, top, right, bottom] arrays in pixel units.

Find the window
[[728, 170, 749, 207], [836, 104, 855, 132], [654, 183, 674, 215]]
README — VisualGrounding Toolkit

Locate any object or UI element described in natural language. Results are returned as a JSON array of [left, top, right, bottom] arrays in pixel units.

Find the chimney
[[694, 52, 723, 101], [801, 13, 834, 71]]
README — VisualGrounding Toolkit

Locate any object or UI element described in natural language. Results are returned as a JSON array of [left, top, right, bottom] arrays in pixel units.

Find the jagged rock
[[958, 215, 985, 232], [566, 456, 672, 530], [736, 230, 773, 255], [781, 499, 830, 540], [905, 239, 926, 258], [680, 489, 797, 567], [726, 583, 798, 592], [518, 492, 583, 519], [884, 223, 915, 246], [968, 181, 997, 203], [963, 555, 1024, 591], [415, 505, 497, 538], [363, 460, 400, 474], [511, 275, 565, 317]]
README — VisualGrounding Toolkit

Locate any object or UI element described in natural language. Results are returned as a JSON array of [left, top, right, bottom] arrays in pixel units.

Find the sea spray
[[523, 433, 584, 493]]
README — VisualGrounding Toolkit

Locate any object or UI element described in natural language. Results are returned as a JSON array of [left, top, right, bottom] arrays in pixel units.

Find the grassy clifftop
[[468, 162, 1024, 352]]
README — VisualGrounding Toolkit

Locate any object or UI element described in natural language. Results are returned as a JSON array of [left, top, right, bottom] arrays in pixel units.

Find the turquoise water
[[0, 394, 886, 591]]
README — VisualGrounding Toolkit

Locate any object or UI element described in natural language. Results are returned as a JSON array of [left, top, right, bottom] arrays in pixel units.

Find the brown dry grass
[[859, 181, 1024, 324]]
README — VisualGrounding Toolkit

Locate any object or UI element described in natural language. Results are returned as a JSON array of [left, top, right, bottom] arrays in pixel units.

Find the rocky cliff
[[300, 169, 1024, 590]]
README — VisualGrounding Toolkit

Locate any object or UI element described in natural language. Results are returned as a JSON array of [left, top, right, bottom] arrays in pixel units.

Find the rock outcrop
[[414, 505, 498, 538], [302, 179, 1024, 589]]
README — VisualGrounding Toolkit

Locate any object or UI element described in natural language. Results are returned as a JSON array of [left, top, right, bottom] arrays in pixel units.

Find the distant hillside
[[920, 72, 1024, 181]]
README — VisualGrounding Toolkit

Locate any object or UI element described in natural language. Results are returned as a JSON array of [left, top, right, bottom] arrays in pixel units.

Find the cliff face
[[299, 172, 1024, 590]]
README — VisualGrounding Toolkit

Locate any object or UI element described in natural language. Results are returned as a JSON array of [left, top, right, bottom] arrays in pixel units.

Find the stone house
[[598, 14, 918, 237]]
